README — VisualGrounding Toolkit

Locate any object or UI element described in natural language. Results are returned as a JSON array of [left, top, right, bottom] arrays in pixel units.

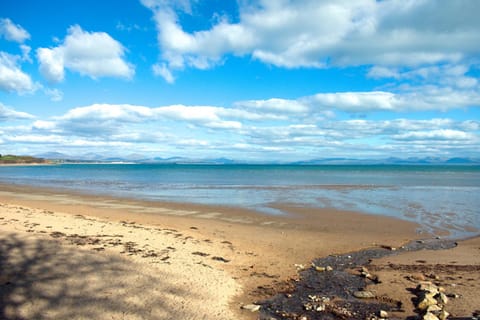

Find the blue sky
[[0, 0, 479, 161]]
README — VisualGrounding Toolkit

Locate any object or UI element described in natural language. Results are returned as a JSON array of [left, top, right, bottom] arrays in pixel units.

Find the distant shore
[[0, 184, 479, 319]]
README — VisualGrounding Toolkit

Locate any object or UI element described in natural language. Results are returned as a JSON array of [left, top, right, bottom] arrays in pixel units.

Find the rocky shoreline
[[243, 238, 480, 320]]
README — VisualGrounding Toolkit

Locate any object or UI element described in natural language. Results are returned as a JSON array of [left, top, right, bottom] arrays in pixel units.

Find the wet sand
[[0, 184, 478, 319]]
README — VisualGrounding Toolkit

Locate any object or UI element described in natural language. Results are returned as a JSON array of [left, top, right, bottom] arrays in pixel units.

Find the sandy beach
[[0, 184, 479, 319]]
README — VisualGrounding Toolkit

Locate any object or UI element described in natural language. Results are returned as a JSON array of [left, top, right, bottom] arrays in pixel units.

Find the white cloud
[[37, 47, 65, 82], [393, 129, 476, 141], [143, 0, 480, 80], [368, 64, 479, 89], [58, 104, 154, 122], [155, 104, 242, 129], [19, 44, 32, 62], [0, 18, 30, 43], [152, 63, 174, 83], [0, 103, 34, 121], [37, 25, 134, 82], [43, 88, 63, 102], [238, 87, 480, 115], [0, 52, 36, 93], [236, 98, 309, 114], [2, 97, 478, 160]]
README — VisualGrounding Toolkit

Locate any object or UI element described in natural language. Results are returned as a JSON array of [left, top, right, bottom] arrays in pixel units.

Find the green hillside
[[0, 154, 48, 164]]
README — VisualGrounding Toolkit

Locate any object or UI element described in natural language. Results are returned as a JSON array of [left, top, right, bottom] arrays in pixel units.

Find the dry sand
[[0, 184, 478, 319]]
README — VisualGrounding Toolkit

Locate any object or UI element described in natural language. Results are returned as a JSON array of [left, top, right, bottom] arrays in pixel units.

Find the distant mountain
[[294, 157, 480, 165], [36, 152, 69, 160], [34, 152, 480, 165], [445, 157, 476, 164]]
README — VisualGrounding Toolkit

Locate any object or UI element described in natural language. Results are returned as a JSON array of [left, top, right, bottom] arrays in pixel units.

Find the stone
[[412, 273, 426, 281], [242, 304, 261, 312], [423, 312, 440, 320], [418, 283, 439, 294], [379, 310, 389, 318], [315, 266, 326, 272], [315, 265, 333, 272], [438, 292, 449, 305], [295, 264, 305, 271], [426, 305, 442, 312], [438, 310, 450, 320], [353, 290, 375, 299], [417, 294, 438, 310]]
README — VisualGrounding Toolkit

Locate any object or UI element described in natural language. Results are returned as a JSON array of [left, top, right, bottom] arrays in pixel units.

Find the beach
[[1, 184, 479, 319]]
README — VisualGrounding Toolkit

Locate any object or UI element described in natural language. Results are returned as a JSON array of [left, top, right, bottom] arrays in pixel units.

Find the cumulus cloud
[[142, 0, 480, 80], [2, 98, 478, 159], [235, 87, 480, 115], [37, 47, 65, 82], [36, 25, 134, 82], [393, 129, 476, 141], [37, 103, 244, 139], [0, 103, 34, 121], [155, 105, 242, 129], [0, 51, 36, 93], [0, 18, 30, 43], [368, 64, 479, 89]]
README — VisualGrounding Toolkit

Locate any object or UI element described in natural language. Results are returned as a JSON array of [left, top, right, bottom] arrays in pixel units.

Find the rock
[[438, 292, 449, 305], [353, 290, 375, 299], [295, 264, 305, 271], [412, 273, 426, 281], [241, 304, 261, 312], [417, 294, 438, 310], [423, 312, 440, 320], [381, 245, 397, 251], [426, 304, 442, 312], [418, 283, 439, 294], [315, 266, 326, 272], [379, 310, 389, 318], [314, 265, 333, 272], [438, 310, 449, 320]]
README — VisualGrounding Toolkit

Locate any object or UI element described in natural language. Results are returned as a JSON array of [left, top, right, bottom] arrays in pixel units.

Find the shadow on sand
[[0, 233, 195, 319]]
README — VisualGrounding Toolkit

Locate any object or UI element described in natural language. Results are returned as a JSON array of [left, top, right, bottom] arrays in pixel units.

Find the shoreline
[[1, 184, 479, 319]]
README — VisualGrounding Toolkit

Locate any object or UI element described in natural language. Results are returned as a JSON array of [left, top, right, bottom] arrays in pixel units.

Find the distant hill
[[34, 152, 480, 165], [0, 154, 48, 164]]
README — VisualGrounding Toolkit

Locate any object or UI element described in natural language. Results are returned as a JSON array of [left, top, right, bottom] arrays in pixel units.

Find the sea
[[0, 163, 479, 238]]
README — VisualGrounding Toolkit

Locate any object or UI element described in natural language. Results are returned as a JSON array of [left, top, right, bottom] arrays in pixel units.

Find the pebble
[[353, 290, 375, 299], [294, 264, 305, 271], [438, 292, 449, 305], [242, 304, 261, 312], [423, 312, 440, 320], [438, 310, 449, 320], [426, 305, 442, 312], [314, 265, 333, 272], [379, 310, 388, 318], [417, 294, 437, 310], [417, 282, 439, 294], [412, 273, 426, 281]]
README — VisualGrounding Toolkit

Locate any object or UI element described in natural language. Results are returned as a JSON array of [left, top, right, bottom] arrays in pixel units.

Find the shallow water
[[0, 164, 478, 238]]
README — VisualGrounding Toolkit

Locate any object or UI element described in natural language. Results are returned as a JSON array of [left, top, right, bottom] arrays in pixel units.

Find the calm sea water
[[0, 164, 479, 238]]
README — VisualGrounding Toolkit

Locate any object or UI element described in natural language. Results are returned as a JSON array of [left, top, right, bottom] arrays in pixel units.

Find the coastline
[[1, 184, 478, 319]]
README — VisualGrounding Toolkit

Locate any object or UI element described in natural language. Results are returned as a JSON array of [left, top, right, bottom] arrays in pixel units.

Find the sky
[[0, 0, 479, 161]]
